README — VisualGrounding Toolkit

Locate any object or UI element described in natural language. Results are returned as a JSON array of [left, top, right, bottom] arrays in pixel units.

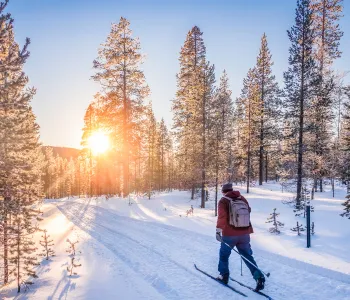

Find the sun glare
[[88, 131, 110, 154]]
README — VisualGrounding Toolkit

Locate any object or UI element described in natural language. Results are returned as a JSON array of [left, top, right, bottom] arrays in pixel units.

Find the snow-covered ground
[[1, 183, 350, 299]]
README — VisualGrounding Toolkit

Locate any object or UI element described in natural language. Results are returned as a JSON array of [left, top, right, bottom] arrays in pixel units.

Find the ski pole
[[240, 257, 243, 276], [222, 240, 271, 278]]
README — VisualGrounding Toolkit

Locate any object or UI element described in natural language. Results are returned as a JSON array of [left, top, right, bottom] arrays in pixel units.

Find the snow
[[1, 183, 350, 299]]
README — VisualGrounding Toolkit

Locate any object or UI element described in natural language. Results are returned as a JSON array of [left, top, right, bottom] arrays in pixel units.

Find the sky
[[7, 0, 350, 149]]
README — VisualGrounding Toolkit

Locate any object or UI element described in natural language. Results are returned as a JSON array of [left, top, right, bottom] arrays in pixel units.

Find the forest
[[0, 0, 349, 294]]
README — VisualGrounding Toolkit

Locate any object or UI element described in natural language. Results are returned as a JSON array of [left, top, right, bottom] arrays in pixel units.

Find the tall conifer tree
[[310, 0, 343, 192], [284, 0, 317, 206], [0, 0, 43, 286], [236, 68, 260, 193], [255, 34, 281, 185], [93, 17, 149, 196], [172, 26, 215, 207], [210, 70, 233, 215], [340, 87, 350, 218]]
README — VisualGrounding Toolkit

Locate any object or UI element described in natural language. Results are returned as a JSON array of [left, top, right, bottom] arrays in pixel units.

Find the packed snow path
[[54, 199, 350, 300], [2, 185, 350, 299]]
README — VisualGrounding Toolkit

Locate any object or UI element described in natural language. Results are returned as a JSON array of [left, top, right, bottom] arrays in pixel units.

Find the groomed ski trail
[[57, 200, 350, 300]]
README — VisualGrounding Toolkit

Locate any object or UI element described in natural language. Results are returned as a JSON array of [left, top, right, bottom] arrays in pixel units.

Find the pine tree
[[0, 0, 43, 285], [284, 0, 317, 207], [92, 17, 150, 197], [340, 87, 350, 218], [255, 34, 281, 185], [66, 239, 79, 256], [311, 0, 343, 71], [67, 257, 81, 277], [236, 68, 260, 193], [157, 119, 171, 191], [291, 221, 305, 235], [172, 26, 215, 207], [42, 147, 55, 198], [210, 70, 233, 215], [200, 62, 216, 207], [9, 209, 39, 293], [145, 105, 157, 198], [80, 103, 98, 197], [39, 229, 55, 260], [266, 208, 284, 234], [309, 0, 343, 192]]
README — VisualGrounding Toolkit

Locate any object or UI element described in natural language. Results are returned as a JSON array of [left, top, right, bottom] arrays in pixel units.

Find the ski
[[194, 264, 247, 297], [230, 277, 273, 300]]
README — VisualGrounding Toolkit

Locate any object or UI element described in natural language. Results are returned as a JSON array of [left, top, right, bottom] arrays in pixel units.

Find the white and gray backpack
[[223, 196, 250, 228]]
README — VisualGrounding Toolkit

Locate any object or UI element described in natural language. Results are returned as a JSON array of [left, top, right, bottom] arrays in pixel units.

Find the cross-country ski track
[[2, 185, 350, 299]]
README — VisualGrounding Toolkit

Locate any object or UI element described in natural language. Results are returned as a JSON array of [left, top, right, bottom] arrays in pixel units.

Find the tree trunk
[[123, 30, 129, 197], [3, 211, 8, 284], [296, 23, 306, 208], [191, 185, 195, 200], [265, 152, 268, 183], [259, 83, 265, 186], [201, 71, 206, 209], [215, 133, 219, 217], [17, 227, 21, 293], [247, 90, 251, 194]]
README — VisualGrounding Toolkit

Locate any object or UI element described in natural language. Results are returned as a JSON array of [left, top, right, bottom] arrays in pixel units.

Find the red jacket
[[216, 190, 254, 236]]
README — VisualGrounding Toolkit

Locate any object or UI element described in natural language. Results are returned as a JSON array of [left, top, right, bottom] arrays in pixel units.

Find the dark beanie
[[222, 183, 233, 192]]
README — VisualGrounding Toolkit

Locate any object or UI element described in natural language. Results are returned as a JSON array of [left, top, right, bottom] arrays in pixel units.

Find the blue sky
[[8, 0, 350, 148]]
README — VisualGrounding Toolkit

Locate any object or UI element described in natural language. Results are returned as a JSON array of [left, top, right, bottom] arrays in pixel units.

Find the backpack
[[223, 196, 250, 228]]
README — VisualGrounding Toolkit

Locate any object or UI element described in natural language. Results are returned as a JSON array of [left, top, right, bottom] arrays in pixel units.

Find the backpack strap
[[223, 196, 241, 201]]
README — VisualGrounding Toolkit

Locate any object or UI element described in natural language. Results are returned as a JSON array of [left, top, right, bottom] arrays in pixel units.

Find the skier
[[216, 182, 265, 291]]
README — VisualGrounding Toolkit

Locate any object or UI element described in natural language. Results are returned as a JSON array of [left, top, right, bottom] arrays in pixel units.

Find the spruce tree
[[92, 17, 150, 197], [0, 0, 43, 285], [284, 0, 317, 207]]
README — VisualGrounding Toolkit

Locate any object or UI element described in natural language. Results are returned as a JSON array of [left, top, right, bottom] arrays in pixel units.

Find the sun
[[88, 131, 110, 154]]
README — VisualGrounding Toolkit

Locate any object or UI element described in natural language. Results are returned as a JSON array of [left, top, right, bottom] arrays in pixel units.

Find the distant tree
[[43, 147, 55, 198], [157, 119, 171, 191]]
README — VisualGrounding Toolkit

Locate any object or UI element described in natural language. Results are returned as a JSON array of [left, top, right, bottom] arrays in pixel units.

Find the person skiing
[[216, 182, 265, 291]]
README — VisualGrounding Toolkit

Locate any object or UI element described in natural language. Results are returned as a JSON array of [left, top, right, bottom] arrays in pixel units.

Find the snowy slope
[[1, 183, 350, 299]]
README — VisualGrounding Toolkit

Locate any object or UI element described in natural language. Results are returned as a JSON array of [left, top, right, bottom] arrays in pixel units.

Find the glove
[[216, 228, 222, 242]]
